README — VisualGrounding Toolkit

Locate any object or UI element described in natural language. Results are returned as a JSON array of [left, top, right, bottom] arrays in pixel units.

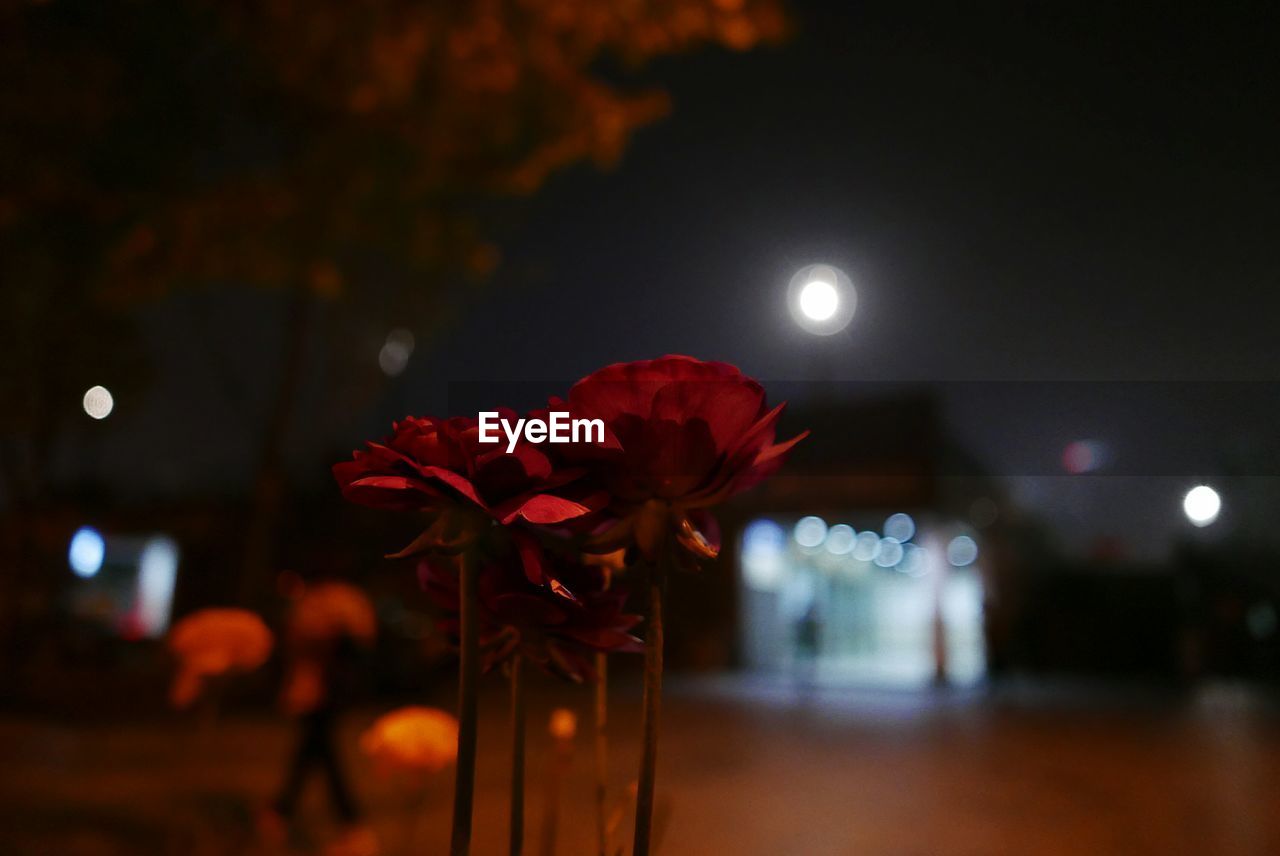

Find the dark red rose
[[333, 412, 596, 582], [419, 550, 642, 682], [565, 355, 806, 561]]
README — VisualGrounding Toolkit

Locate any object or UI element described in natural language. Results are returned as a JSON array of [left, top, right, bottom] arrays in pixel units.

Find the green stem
[[509, 652, 526, 856], [631, 573, 664, 856], [450, 550, 480, 856]]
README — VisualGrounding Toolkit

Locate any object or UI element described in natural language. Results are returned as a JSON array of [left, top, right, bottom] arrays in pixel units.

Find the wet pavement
[[1, 677, 1278, 855]]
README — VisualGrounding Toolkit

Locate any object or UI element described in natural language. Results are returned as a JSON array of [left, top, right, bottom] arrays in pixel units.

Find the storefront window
[[739, 515, 985, 688]]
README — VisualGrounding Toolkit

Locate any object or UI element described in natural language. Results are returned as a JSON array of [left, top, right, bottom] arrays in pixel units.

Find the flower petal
[[497, 493, 593, 525]]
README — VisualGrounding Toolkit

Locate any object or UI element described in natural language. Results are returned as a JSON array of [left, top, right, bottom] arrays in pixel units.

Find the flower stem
[[631, 573, 664, 856], [450, 550, 480, 856], [593, 652, 609, 856], [402, 785, 428, 855], [538, 723, 572, 856], [509, 652, 526, 856]]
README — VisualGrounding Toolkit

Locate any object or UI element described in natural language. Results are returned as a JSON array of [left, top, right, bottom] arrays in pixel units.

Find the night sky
[[97, 2, 1280, 556], [433, 2, 1280, 383]]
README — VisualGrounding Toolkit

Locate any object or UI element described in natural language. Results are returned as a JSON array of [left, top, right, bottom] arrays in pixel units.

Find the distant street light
[[379, 328, 416, 377], [82, 385, 114, 420], [68, 525, 105, 578], [798, 280, 839, 321], [788, 264, 856, 335], [1183, 485, 1221, 527]]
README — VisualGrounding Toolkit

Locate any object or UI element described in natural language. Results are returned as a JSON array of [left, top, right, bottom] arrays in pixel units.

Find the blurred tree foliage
[[0, 0, 786, 591]]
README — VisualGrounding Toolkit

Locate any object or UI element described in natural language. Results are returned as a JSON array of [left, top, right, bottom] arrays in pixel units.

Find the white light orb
[[874, 537, 904, 568], [947, 535, 979, 567], [136, 537, 180, 637], [1183, 485, 1221, 527], [742, 519, 789, 590], [787, 264, 857, 335], [884, 512, 916, 542], [852, 530, 881, 562], [824, 524, 856, 555], [82, 385, 114, 420], [378, 328, 416, 377], [798, 280, 839, 321], [68, 526, 105, 578], [743, 518, 786, 556], [794, 516, 828, 548]]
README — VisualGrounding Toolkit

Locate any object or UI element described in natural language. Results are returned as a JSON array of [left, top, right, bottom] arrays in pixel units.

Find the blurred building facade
[[7, 393, 1280, 709], [664, 395, 1009, 686]]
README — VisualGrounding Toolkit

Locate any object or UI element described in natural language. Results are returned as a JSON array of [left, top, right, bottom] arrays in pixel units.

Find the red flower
[[419, 550, 642, 682], [334, 413, 596, 583], [566, 355, 807, 561]]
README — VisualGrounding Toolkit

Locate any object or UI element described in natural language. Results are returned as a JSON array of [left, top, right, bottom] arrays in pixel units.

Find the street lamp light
[[82, 385, 114, 420], [788, 264, 855, 335], [1182, 484, 1221, 527]]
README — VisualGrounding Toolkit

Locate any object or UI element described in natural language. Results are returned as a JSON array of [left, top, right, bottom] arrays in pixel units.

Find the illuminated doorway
[[738, 514, 985, 688]]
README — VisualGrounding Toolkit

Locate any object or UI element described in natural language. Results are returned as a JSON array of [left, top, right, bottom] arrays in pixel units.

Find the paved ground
[[2, 677, 1279, 855]]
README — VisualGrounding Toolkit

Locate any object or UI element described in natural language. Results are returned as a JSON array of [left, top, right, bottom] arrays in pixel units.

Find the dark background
[[66, 2, 1280, 557], [6, 3, 1280, 854]]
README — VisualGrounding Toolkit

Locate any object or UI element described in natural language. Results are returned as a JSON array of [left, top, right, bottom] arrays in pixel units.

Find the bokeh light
[[884, 512, 915, 542], [549, 708, 578, 741], [874, 537, 904, 568], [1183, 485, 1221, 527], [798, 280, 839, 321], [744, 519, 786, 555], [741, 519, 787, 590], [852, 530, 881, 562], [1062, 439, 1107, 474], [360, 706, 458, 775], [136, 536, 179, 637], [787, 264, 856, 335], [378, 328, 416, 376], [794, 516, 828, 548], [947, 535, 979, 567], [68, 526, 105, 578], [82, 385, 114, 420], [825, 524, 856, 555]]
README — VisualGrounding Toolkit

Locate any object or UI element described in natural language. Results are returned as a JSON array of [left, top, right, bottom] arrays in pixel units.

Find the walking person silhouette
[[260, 580, 379, 856]]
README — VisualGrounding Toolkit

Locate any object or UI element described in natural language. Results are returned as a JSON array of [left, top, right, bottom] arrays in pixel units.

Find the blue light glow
[[874, 537, 905, 568], [947, 535, 979, 567], [794, 516, 828, 548], [825, 524, 856, 554], [69, 526, 105, 578], [884, 512, 916, 542], [742, 519, 788, 591], [137, 536, 180, 637]]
